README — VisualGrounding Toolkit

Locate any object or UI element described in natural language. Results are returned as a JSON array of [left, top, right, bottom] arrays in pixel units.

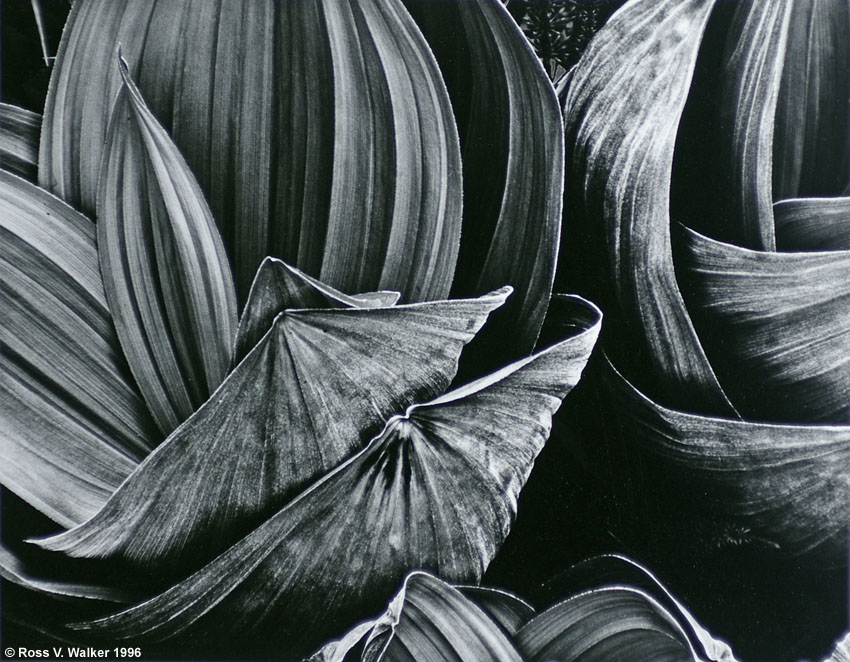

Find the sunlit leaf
[[406, 0, 563, 360], [0, 104, 40, 181], [97, 58, 238, 435], [0, 171, 155, 527], [36, 289, 511, 570], [560, 0, 733, 415], [39, 0, 462, 302], [774, 197, 850, 252], [675, 224, 850, 423], [598, 358, 850, 563], [234, 257, 399, 363], [515, 586, 702, 662], [772, 0, 850, 200], [70, 298, 601, 656], [824, 633, 850, 662]]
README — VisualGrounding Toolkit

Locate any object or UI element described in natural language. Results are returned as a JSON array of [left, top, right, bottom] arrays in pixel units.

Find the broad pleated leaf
[[675, 224, 850, 423], [405, 0, 563, 359], [234, 257, 400, 363], [714, 2, 794, 250], [98, 59, 238, 435], [774, 197, 850, 252], [37, 290, 511, 570], [515, 587, 702, 662], [772, 0, 850, 200], [457, 586, 535, 637], [561, 0, 733, 415], [72, 298, 601, 656], [0, 171, 154, 528], [39, 0, 462, 302], [600, 359, 850, 562], [0, 104, 40, 181], [361, 573, 524, 662]]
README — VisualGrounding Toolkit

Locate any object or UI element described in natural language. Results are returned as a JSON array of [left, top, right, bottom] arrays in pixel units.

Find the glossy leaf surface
[[774, 197, 850, 252], [0, 104, 40, 181]]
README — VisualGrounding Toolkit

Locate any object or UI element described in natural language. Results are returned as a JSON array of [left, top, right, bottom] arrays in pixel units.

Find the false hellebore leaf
[[233, 257, 400, 364], [0, 171, 155, 528], [774, 197, 850, 252], [405, 0, 564, 359], [36, 287, 512, 570], [39, 0, 463, 303], [97, 59, 238, 435], [560, 0, 734, 416], [69, 298, 601, 657], [0, 104, 41, 182]]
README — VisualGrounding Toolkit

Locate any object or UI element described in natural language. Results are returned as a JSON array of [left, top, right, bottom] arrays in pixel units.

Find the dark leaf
[[71, 297, 601, 657], [0, 171, 155, 527], [97, 58, 238, 435], [36, 290, 512, 570], [0, 104, 40, 181], [774, 197, 850, 252]]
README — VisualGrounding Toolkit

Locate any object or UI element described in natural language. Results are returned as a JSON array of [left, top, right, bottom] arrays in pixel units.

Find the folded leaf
[[234, 257, 400, 363], [714, 2, 794, 250], [599, 358, 850, 562], [457, 586, 535, 638], [0, 171, 155, 527], [406, 0, 563, 359], [675, 224, 850, 423], [774, 197, 850, 252], [97, 58, 238, 435], [361, 573, 524, 662], [772, 0, 850, 200], [560, 0, 733, 416], [0, 104, 40, 181], [515, 587, 702, 662], [72, 297, 601, 656], [40, 0, 462, 302], [37, 289, 511, 570]]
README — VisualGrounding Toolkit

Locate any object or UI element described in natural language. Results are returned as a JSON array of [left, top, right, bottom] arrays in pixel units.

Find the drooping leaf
[[514, 587, 703, 662], [36, 289, 511, 570], [675, 224, 850, 423], [234, 257, 400, 363], [772, 0, 850, 200], [71, 298, 601, 656], [361, 573, 524, 662], [559, 0, 733, 415], [0, 171, 155, 528], [598, 358, 850, 563], [713, 2, 794, 250], [0, 104, 40, 181], [774, 197, 850, 252], [39, 0, 463, 302], [97, 58, 238, 435], [405, 0, 564, 360]]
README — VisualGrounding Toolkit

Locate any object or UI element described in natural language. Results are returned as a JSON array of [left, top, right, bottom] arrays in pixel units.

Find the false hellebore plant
[[556, 0, 850, 659], [0, 0, 708, 659]]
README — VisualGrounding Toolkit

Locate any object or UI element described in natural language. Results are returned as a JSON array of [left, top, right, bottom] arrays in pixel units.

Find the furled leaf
[[675, 224, 850, 423], [361, 573, 524, 662], [560, 0, 733, 415], [541, 555, 736, 662], [713, 2, 794, 250], [39, 0, 462, 302], [36, 289, 511, 570], [0, 104, 40, 181], [405, 0, 564, 360], [97, 58, 238, 435], [458, 586, 535, 637], [772, 0, 850, 200], [514, 587, 703, 662], [234, 257, 400, 363], [71, 298, 601, 656], [0, 171, 155, 528], [774, 197, 850, 252], [599, 358, 850, 563]]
